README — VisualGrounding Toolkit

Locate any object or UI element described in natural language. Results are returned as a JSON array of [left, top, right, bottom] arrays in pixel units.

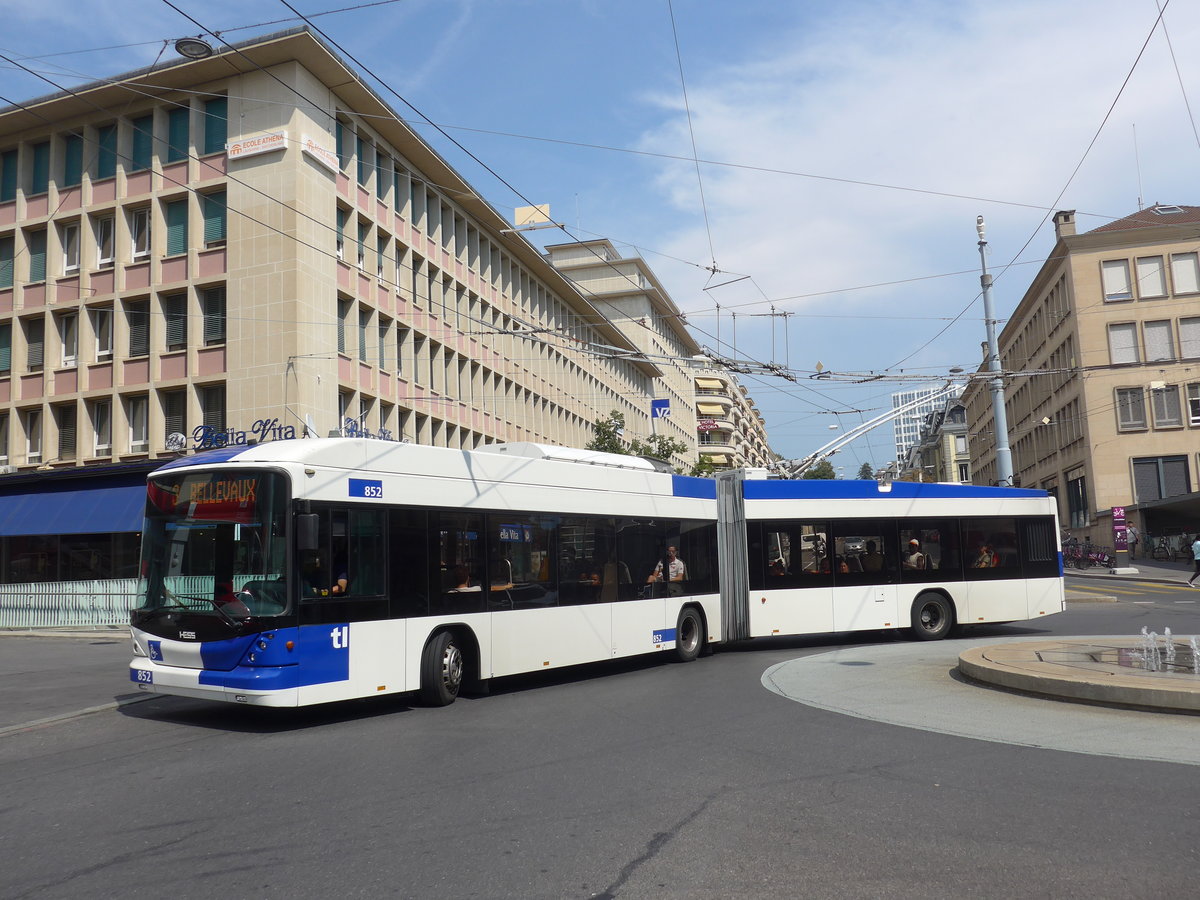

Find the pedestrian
[[1127, 523, 1140, 559], [1189, 534, 1200, 587]]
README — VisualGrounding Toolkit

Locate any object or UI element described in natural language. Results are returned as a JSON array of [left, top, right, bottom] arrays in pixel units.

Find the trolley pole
[[976, 216, 1014, 487]]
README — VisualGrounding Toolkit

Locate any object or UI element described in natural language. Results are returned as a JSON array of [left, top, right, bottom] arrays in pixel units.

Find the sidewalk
[[1067, 553, 1197, 585]]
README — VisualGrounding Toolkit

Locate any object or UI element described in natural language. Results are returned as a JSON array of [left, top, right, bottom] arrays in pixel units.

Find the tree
[[629, 433, 689, 464], [857, 462, 874, 480], [801, 459, 836, 479], [689, 457, 718, 477], [585, 410, 628, 455], [586, 410, 694, 470]]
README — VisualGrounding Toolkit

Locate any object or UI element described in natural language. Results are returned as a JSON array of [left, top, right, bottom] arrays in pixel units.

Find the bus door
[[830, 520, 899, 631]]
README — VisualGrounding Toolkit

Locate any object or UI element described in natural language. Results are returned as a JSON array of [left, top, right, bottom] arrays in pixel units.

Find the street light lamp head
[[174, 37, 214, 60], [976, 216, 986, 240]]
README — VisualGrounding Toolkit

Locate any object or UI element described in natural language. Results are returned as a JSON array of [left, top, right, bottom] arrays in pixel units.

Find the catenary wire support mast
[[976, 216, 1014, 487]]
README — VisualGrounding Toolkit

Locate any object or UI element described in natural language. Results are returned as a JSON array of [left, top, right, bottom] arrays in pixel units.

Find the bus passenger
[[860, 541, 883, 572], [647, 546, 687, 585], [448, 565, 480, 592], [973, 544, 999, 568], [903, 539, 926, 570]]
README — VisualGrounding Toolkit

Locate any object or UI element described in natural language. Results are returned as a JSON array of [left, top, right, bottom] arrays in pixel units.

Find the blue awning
[[0, 482, 146, 536]]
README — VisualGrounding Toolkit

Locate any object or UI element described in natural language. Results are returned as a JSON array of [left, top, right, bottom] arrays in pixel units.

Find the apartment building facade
[[0, 28, 702, 588], [964, 206, 1200, 543]]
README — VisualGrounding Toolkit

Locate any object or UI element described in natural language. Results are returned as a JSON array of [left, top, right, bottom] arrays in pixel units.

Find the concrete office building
[[890, 385, 952, 463], [0, 27, 705, 596], [963, 206, 1200, 545]]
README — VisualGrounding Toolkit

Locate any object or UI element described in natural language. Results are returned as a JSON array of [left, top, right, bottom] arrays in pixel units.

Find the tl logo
[[329, 625, 350, 649]]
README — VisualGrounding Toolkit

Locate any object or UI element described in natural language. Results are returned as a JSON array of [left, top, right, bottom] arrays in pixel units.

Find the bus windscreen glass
[[138, 470, 289, 621]]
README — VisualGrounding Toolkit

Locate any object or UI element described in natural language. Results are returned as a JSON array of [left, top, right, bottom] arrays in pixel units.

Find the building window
[[0, 148, 17, 202], [1144, 320, 1175, 362], [130, 207, 150, 260], [337, 298, 351, 354], [1171, 252, 1200, 294], [1151, 385, 1182, 428], [356, 134, 369, 186], [200, 384, 225, 431], [55, 403, 76, 461], [1115, 387, 1146, 430], [96, 124, 117, 179], [166, 106, 190, 162], [164, 198, 188, 257], [1106, 322, 1139, 365], [201, 286, 226, 345], [24, 317, 44, 373], [357, 220, 368, 269], [1, 234, 13, 289], [202, 191, 226, 245], [58, 312, 77, 366], [163, 389, 186, 439], [396, 326, 408, 375], [1188, 384, 1200, 426], [92, 307, 113, 359], [25, 408, 41, 464], [1067, 472, 1087, 529], [1101, 259, 1132, 301], [0, 323, 10, 374], [377, 235, 387, 279], [126, 299, 149, 358], [61, 222, 80, 274], [203, 97, 227, 155], [378, 318, 390, 370], [27, 229, 47, 283], [94, 215, 115, 268], [30, 141, 50, 195], [1180, 317, 1200, 359], [130, 114, 154, 172], [62, 134, 83, 187], [358, 307, 370, 362], [954, 434, 968, 454], [336, 207, 346, 259], [90, 399, 111, 455], [335, 120, 349, 170], [957, 462, 970, 482], [0, 412, 8, 464], [163, 293, 187, 351], [1133, 455, 1189, 503], [127, 395, 148, 452], [1135, 255, 1166, 298]]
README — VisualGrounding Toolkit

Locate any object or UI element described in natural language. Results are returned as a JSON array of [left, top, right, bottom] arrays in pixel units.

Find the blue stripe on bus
[[653, 627, 677, 644], [671, 475, 716, 499], [197, 623, 349, 690], [742, 480, 1046, 500]]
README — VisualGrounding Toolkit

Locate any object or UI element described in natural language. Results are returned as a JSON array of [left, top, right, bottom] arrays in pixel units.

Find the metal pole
[[976, 216, 1014, 486]]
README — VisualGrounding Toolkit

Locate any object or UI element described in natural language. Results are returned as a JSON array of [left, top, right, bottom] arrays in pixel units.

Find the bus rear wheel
[[910, 593, 953, 641], [674, 607, 703, 662], [420, 631, 463, 706]]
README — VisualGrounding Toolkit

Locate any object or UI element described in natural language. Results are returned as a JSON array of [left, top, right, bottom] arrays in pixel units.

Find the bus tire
[[420, 631, 463, 706], [910, 593, 953, 641], [674, 607, 703, 662]]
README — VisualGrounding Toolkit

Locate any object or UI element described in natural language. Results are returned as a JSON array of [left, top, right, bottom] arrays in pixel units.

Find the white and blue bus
[[129, 439, 1064, 707]]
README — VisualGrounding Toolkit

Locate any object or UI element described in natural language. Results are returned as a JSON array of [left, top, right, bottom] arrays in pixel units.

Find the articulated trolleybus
[[129, 439, 1064, 707]]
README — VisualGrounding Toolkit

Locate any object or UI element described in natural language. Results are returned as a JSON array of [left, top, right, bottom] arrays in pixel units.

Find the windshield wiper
[[163, 593, 247, 628]]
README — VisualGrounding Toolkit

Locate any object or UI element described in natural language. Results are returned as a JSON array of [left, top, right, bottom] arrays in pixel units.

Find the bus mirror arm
[[296, 514, 319, 552]]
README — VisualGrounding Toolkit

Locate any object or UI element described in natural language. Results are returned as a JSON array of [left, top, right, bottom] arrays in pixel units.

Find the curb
[[958, 641, 1200, 713]]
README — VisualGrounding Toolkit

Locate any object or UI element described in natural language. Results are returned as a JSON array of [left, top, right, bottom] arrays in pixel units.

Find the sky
[[2, 0, 1199, 471]]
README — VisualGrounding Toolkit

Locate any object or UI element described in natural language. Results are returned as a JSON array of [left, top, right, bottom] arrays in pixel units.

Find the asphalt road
[[3, 585, 1199, 899]]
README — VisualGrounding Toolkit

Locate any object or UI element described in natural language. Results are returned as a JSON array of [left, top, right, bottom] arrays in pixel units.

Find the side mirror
[[296, 514, 319, 552]]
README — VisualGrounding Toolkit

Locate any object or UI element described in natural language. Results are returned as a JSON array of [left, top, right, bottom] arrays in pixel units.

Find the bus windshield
[[138, 469, 290, 621]]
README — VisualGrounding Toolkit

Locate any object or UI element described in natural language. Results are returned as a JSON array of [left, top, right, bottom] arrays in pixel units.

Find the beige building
[[545, 239, 699, 469], [693, 368, 772, 469], [964, 205, 1200, 544], [0, 27, 740, 585], [900, 394, 970, 484]]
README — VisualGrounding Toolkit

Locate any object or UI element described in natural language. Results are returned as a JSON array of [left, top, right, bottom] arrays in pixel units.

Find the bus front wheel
[[420, 631, 463, 706], [674, 607, 703, 662], [910, 593, 953, 641]]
